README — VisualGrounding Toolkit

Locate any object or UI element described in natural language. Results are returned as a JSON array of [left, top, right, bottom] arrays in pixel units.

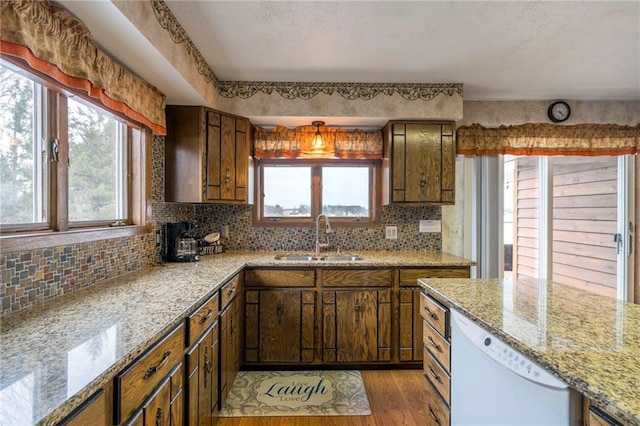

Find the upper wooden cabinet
[[383, 121, 456, 205], [165, 105, 252, 204]]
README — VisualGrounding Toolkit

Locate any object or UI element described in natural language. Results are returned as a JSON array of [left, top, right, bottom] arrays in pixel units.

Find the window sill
[[0, 225, 149, 254]]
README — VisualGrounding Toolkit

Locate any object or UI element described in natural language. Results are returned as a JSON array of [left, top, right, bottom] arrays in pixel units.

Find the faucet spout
[[315, 213, 332, 254]]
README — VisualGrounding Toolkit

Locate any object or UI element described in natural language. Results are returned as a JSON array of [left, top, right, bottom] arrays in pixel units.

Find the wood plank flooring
[[217, 369, 434, 426]]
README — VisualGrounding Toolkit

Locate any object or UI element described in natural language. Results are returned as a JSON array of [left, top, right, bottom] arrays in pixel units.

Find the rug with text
[[219, 370, 372, 417]]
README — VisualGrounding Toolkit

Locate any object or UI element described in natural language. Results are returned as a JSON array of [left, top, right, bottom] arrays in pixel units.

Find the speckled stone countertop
[[418, 277, 640, 425], [0, 250, 472, 425]]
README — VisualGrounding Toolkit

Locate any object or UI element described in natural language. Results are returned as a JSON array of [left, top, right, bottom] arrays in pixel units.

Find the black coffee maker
[[164, 221, 200, 262]]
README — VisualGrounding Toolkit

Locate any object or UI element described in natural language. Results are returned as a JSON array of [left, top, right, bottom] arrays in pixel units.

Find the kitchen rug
[[219, 370, 371, 417]]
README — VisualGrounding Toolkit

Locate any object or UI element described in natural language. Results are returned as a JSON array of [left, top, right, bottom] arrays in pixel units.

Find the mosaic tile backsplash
[[1, 135, 442, 316]]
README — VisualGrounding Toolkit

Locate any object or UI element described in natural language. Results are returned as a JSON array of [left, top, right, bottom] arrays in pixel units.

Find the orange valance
[[457, 123, 640, 156], [254, 125, 383, 159], [0, 1, 166, 135]]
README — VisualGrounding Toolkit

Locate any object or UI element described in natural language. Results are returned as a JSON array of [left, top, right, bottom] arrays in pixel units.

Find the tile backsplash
[[1, 135, 442, 316]]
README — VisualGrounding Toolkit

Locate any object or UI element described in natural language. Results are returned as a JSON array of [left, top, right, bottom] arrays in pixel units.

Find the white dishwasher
[[450, 309, 582, 425]]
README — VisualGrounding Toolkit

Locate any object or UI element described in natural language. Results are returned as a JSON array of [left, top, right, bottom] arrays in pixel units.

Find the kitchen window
[[255, 159, 381, 226], [0, 57, 148, 251]]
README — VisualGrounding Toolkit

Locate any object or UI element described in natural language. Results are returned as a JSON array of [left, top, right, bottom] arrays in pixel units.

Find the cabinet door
[[206, 112, 250, 203], [220, 295, 242, 406], [322, 289, 391, 363], [399, 288, 423, 362], [259, 290, 302, 362], [390, 121, 455, 204], [186, 322, 219, 426], [142, 375, 171, 426]]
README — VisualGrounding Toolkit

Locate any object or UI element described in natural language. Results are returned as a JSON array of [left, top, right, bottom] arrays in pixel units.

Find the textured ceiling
[[164, 0, 640, 101]]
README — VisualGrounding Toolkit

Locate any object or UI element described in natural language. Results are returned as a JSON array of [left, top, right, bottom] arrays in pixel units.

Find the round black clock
[[547, 101, 571, 123]]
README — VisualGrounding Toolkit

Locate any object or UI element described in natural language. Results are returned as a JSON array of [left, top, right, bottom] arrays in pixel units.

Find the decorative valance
[[254, 125, 383, 159], [0, 0, 167, 135], [457, 123, 640, 156]]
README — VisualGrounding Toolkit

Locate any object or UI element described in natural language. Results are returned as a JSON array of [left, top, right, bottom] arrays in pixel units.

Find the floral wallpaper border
[[151, 0, 463, 101]]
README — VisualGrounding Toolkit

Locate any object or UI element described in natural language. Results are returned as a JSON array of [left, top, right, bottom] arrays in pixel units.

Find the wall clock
[[547, 101, 571, 123]]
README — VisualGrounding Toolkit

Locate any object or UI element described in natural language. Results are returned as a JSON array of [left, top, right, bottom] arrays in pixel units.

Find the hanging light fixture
[[311, 121, 325, 150]]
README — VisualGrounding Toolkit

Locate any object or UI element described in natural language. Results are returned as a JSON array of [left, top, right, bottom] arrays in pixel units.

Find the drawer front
[[245, 269, 315, 287], [116, 323, 185, 423], [187, 292, 220, 346], [423, 347, 451, 405], [221, 274, 241, 309], [400, 268, 470, 286], [322, 269, 392, 287], [423, 320, 450, 371], [420, 292, 448, 338], [425, 379, 450, 426]]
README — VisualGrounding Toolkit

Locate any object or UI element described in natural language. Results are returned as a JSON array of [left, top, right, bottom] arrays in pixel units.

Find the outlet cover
[[385, 226, 398, 239], [419, 220, 441, 233]]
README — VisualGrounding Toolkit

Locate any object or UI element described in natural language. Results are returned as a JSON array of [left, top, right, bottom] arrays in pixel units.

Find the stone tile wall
[[1, 135, 443, 316]]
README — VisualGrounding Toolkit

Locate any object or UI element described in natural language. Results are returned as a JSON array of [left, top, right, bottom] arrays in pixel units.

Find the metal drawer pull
[[424, 306, 439, 321], [143, 350, 171, 379], [199, 308, 213, 324], [428, 404, 442, 425], [428, 336, 443, 353], [428, 364, 444, 384]]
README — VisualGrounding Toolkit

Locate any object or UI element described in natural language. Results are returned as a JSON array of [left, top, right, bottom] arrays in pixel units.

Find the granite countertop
[[0, 250, 472, 425], [418, 277, 640, 425]]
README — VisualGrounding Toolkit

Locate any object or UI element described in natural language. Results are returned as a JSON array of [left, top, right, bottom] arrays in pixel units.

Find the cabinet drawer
[[115, 323, 185, 423], [424, 347, 450, 405], [425, 378, 450, 426], [322, 269, 392, 287], [400, 268, 470, 286], [423, 320, 450, 371], [59, 389, 107, 426], [245, 269, 315, 287], [420, 292, 448, 338], [221, 274, 241, 310], [187, 292, 220, 346]]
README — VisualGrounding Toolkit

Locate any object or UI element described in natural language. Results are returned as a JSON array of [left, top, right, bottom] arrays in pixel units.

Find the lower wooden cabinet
[[323, 289, 392, 362], [186, 321, 220, 426], [125, 363, 184, 426], [399, 289, 424, 362], [421, 291, 451, 426], [58, 388, 110, 426], [245, 289, 315, 363], [584, 399, 625, 425], [220, 292, 243, 406]]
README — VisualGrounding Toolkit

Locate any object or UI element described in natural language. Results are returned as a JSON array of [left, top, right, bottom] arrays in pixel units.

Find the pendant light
[[311, 121, 325, 150]]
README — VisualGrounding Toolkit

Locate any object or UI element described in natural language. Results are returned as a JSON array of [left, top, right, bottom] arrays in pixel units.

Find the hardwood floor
[[217, 369, 434, 426]]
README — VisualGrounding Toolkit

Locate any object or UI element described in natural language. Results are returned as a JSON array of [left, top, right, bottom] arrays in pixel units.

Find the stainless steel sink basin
[[273, 253, 363, 261], [320, 255, 363, 261], [274, 254, 319, 261]]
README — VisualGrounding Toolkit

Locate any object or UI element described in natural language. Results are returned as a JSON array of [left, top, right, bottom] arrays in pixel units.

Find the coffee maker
[[164, 221, 200, 262]]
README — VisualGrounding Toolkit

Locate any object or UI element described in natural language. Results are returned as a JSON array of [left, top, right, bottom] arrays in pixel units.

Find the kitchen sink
[[320, 255, 363, 261], [274, 254, 319, 261], [274, 254, 363, 261]]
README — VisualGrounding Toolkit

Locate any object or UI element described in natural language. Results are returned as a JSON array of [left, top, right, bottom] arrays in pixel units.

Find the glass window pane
[[263, 166, 311, 217], [551, 156, 618, 297], [0, 63, 46, 225], [510, 156, 540, 280], [322, 167, 369, 217], [68, 98, 125, 222]]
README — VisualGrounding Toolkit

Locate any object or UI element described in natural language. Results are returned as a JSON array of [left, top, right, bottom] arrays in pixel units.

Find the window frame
[[0, 55, 150, 254], [253, 158, 382, 227]]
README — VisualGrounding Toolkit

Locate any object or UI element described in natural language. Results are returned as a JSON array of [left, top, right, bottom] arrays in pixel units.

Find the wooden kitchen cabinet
[[114, 324, 185, 424], [219, 275, 243, 406], [124, 363, 184, 426], [399, 267, 469, 363], [383, 121, 456, 204], [323, 288, 392, 363], [245, 289, 316, 363], [186, 321, 219, 426], [421, 291, 451, 426], [58, 388, 110, 426], [165, 105, 252, 204]]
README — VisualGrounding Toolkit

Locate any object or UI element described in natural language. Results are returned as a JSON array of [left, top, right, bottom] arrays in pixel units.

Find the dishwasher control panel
[[451, 309, 568, 389]]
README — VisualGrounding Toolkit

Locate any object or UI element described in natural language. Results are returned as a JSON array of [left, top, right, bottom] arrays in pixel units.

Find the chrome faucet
[[315, 213, 332, 254]]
